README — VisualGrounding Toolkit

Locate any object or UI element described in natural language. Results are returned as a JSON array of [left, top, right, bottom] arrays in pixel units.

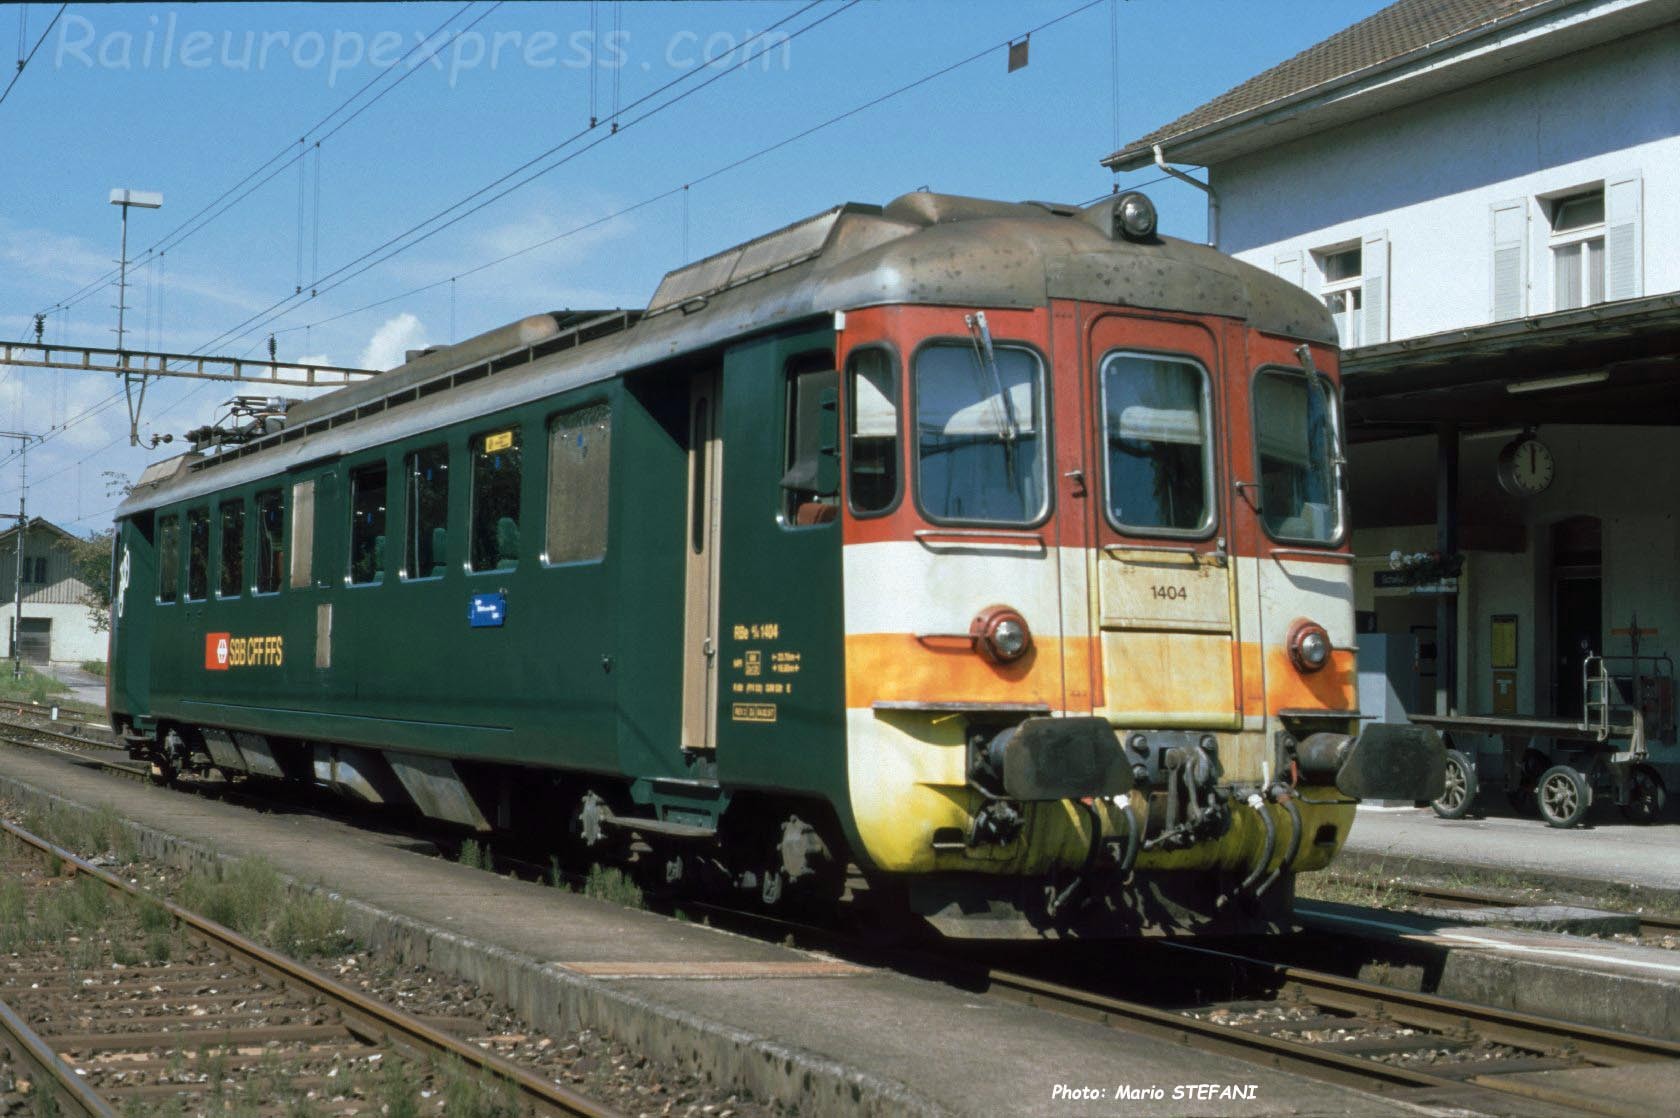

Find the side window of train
[[471, 426, 522, 571], [403, 444, 449, 579], [348, 461, 388, 585], [1100, 352, 1215, 536], [255, 489, 284, 594], [780, 353, 839, 527], [219, 500, 245, 598], [290, 480, 315, 589], [185, 508, 210, 601], [156, 514, 180, 603], [914, 341, 1048, 525], [545, 404, 611, 565], [847, 347, 900, 515]]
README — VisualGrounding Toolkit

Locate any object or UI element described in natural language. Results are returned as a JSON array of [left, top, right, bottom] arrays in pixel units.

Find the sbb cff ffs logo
[[205, 632, 231, 671]]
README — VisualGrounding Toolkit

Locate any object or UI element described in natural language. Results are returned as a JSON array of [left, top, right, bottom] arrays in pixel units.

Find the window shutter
[[1605, 173, 1642, 301], [1360, 231, 1388, 345], [1272, 250, 1302, 287], [1490, 200, 1526, 321]]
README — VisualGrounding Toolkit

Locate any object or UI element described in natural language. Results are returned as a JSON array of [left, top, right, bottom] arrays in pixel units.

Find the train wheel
[[147, 760, 177, 787], [1619, 766, 1667, 824], [1431, 750, 1478, 819], [1537, 765, 1591, 828]]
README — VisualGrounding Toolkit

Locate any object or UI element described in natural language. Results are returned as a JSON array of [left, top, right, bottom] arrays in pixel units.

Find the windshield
[[1102, 352, 1213, 534], [914, 341, 1047, 524], [1254, 368, 1343, 544]]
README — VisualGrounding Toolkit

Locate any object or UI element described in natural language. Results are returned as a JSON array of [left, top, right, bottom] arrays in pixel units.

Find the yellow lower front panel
[[844, 708, 1355, 877]]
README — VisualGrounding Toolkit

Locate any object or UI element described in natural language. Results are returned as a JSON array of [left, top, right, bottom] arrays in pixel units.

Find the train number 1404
[[1150, 585, 1187, 601]]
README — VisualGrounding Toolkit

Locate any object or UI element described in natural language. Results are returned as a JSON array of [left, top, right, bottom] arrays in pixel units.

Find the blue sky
[[0, 0, 1391, 532]]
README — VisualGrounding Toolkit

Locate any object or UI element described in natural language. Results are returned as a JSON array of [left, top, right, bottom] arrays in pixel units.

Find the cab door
[[681, 370, 724, 752], [1086, 311, 1240, 729]]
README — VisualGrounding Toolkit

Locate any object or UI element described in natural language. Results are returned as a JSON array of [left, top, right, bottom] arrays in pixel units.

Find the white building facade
[[0, 518, 108, 667], [1106, 0, 1680, 816]]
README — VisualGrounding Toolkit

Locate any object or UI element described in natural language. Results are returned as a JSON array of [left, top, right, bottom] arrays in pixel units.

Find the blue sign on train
[[468, 592, 507, 628]]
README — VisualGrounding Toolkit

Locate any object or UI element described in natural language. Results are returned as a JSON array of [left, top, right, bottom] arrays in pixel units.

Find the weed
[[144, 931, 172, 964], [79, 661, 107, 678], [458, 839, 485, 871], [179, 858, 351, 958], [271, 891, 352, 959], [31, 1086, 61, 1118], [583, 864, 645, 909], [378, 1058, 420, 1118], [548, 855, 564, 889], [440, 1060, 518, 1118], [136, 895, 172, 934]]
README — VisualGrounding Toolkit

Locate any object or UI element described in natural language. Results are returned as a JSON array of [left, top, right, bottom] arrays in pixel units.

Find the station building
[[1105, 0, 1680, 783], [0, 517, 107, 667]]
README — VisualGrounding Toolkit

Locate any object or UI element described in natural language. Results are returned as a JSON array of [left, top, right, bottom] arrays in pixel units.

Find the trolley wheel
[[1431, 750, 1479, 819], [1537, 765, 1592, 828], [1619, 766, 1667, 824]]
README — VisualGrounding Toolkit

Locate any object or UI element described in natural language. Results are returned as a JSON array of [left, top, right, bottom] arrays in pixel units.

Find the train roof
[[119, 190, 1334, 517]]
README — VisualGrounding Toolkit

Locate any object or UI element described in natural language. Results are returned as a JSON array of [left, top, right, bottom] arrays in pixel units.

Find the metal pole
[[1435, 422, 1459, 716], [13, 441, 24, 681], [115, 201, 130, 353]]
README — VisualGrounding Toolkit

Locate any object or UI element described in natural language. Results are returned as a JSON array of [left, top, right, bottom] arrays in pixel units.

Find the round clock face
[[1497, 437, 1554, 496]]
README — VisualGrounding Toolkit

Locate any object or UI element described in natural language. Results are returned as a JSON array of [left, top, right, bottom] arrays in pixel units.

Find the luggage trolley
[[1415, 627, 1672, 828]]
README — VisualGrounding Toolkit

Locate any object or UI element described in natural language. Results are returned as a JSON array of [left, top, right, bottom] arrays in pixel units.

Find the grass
[[583, 863, 644, 909], [1300, 857, 1680, 923], [0, 663, 69, 705], [79, 660, 107, 678], [439, 1059, 519, 1118], [457, 838, 492, 871], [179, 857, 353, 958], [21, 802, 141, 863]]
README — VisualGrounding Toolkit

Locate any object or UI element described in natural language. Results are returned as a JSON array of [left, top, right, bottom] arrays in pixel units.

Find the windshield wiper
[[966, 311, 1021, 493]]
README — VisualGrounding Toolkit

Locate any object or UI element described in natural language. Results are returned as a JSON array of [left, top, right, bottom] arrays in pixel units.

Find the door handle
[[702, 637, 715, 658]]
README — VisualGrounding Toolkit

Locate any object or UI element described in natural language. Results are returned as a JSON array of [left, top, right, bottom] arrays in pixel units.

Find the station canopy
[[1341, 292, 1680, 442]]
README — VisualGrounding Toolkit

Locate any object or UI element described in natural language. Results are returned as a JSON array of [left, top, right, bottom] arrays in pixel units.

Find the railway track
[[5, 715, 1674, 1113], [0, 818, 622, 1118]]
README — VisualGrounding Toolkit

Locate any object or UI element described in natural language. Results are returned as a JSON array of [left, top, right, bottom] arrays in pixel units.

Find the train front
[[831, 191, 1444, 937]]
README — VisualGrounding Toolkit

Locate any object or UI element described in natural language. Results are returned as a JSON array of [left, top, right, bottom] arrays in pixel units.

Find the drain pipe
[[1152, 144, 1219, 249]]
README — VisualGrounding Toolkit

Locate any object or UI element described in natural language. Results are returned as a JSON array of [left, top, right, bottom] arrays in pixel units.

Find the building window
[[403, 444, 449, 579], [186, 507, 210, 601], [19, 557, 46, 584], [1549, 189, 1605, 311], [471, 426, 522, 571], [545, 405, 611, 565], [348, 462, 388, 585], [254, 489, 284, 594], [219, 501, 244, 598], [1315, 244, 1363, 347]]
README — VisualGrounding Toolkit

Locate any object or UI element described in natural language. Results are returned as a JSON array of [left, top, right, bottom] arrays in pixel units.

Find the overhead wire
[[0, 2, 64, 110], [34, 2, 492, 318]]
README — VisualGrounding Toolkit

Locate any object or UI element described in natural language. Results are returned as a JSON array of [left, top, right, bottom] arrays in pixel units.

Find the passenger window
[[546, 405, 611, 564], [781, 355, 839, 526], [914, 341, 1047, 524], [219, 501, 245, 597], [157, 515, 180, 603], [847, 347, 899, 515], [185, 508, 210, 601], [255, 490, 284, 593], [471, 427, 522, 571], [1101, 353, 1214, 534], [403, 444, 450, 579], [348, 462, 388, 585], [290, 480, 315, 589]]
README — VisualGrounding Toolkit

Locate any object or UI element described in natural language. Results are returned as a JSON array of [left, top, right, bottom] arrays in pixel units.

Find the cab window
[[847, 347, 899, 516], [349, 462, 388, 585], [780, 355, 839, 526], [914, 341, 1047, 524], [1254, 367, 1344, 544], [1101, 353, 1214, 535], [471, 427, 522, 571], [157, 514, 180, 603]]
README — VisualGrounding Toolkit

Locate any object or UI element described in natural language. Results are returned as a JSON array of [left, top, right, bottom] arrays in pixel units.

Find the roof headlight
[[1289, 620, 1332, 673], [971, 606, 1033, 664], [1113, 192, 1157, 241]]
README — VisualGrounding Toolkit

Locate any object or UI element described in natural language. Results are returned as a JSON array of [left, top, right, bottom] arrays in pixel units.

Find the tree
[[69, 529, 116, 634]]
